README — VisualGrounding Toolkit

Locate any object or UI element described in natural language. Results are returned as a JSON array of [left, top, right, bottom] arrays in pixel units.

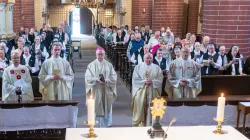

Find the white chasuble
[[132, 63, 163, 126], [38, 57, 74, 100], [168, 58, 202, 98], [2, 64, 34, 101], [85, 59, 117, 127]]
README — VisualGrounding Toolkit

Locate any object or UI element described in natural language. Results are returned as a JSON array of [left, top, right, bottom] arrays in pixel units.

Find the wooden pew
[[200, 75, 250, 96], [0, 100, 78, 140]]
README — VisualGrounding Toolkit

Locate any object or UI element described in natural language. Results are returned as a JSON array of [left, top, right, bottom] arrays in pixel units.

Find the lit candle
[[216, 93, 226, 121], [87, 95, 95, 124]]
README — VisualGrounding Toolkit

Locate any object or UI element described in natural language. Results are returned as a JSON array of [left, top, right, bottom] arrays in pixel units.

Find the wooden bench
[[200, 75, 250, 96]]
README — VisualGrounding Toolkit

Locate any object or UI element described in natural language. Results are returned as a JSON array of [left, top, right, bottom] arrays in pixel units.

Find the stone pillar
[[202, 0, 250, 57], [0, 3, 6, 35], [5, 2, 14, 36]]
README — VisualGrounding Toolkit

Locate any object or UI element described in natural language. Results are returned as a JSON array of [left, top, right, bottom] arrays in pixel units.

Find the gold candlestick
[[213, 117, 227, 134], [84, 121, 98, 138]]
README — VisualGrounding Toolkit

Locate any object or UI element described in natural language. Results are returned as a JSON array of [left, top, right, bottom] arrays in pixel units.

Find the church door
[[80, 8, 93, 35]]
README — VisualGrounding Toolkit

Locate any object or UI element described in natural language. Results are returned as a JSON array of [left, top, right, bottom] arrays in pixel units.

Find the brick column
[[152, 0, 184, 36], [202, 0, 250, 57], [132, 0, 152, 29], [187, 0, 199, 34]]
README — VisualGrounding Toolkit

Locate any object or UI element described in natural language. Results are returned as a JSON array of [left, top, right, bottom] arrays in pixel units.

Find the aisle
[[71, 36, 132, 127]]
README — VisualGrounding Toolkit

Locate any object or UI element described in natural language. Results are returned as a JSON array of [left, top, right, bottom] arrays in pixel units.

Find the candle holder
[[213, 117, 227, 134], [84, 121, 98, 138]]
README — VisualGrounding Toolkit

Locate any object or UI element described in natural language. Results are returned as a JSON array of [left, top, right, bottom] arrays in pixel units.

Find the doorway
[[71, 8, 93, 36], [80, 8, 93, 35]]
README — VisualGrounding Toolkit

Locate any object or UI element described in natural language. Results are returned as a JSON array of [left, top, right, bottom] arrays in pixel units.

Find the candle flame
[[90, 95, 92, 99], [221, 93, 224, 97]]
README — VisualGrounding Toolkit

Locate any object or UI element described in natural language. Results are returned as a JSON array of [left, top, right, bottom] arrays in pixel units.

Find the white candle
[[216, 93, 226, 121], [87, 95, 95, 124]]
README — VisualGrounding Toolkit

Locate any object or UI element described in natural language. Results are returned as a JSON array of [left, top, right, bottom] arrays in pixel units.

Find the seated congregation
[[96, 24, 250, 127], [0, 22, 250, 140]]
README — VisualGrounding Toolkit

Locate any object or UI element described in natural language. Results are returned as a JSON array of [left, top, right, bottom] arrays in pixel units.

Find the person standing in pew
[[200, 44, 222, 75], [218, 45, 232, 75], [153, 49, 170, 96], [225, 45, 244, 75], [130, 44, 150, 65], [126, 33, 144, 62], [38, 42, 74, 100], [113, 30, 125, 47], [243, 56, 250, 74], [20, 46, 39, 76], [2, 50, 34, 101], [85, 47, 117, 127], [132, 53, 163, 126], [168, 47, 201, 98]]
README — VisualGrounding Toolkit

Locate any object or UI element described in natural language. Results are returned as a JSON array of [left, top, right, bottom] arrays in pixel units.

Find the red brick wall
[[187, 0, 199, 34], [132, 0, 152, 29], [152, 0, 184, 37], [202, 0, 250, 57], [13, 0, 22, 33], [13, 0, 35, 33]]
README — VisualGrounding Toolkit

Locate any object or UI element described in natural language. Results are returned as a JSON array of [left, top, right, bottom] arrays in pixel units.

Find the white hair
[[194, 42, 201, 46], [11, 50, 20, 58], [0, 42, 6, 48], [219, 45, 226, 51], [232, 45, 239, 50]]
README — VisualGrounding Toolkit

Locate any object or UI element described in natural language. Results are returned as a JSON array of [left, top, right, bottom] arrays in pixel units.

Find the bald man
[[132, 53, 163, 126], [201, 36, 210, 53], [2, 50, 34, 101], [85, 47, 117, 128], [168, 47, 202, 98], [148, 31, 160, 49]]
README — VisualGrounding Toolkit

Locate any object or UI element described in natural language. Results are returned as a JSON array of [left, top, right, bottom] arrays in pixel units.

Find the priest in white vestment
[[132, 53, 163, 126], [2, 50, 34, 101], [168, 47, 202, 98], [38, 42, 74, 100], [85, 47, 117, 128]]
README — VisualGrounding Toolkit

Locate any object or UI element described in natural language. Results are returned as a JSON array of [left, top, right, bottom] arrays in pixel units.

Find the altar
[[65, 126, 248, 140]]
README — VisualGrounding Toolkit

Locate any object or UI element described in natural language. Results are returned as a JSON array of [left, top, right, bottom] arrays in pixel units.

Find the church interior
[[0, 0, 250, 139]]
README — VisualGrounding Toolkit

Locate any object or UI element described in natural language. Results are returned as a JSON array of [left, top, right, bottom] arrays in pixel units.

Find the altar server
[[168, 47, 202, 98], [132, 53, 163, 126], [2, 50, 34, 101], [85, 47, 117, 127], [38, 42, 74, 100]]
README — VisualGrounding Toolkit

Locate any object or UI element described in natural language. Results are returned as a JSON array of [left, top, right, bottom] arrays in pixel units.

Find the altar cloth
[[0, 105, 78, 131], [66, 126, 248, 140]]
